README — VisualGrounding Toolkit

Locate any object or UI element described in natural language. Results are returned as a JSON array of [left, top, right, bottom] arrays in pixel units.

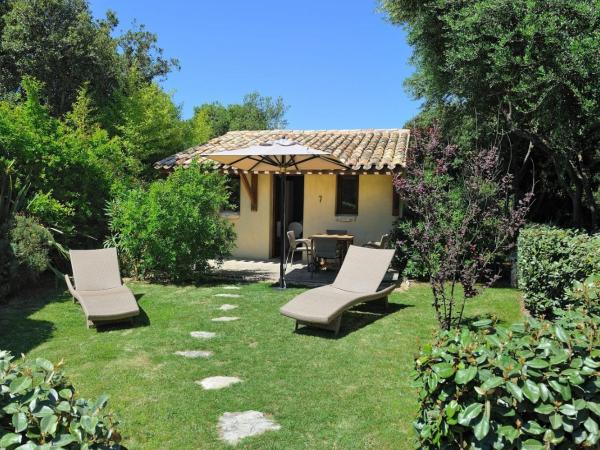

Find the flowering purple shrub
[[395, 126, 532, 329]]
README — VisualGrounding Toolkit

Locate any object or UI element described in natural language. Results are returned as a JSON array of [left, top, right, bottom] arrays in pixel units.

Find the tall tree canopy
[[0, 0, 178, 116], [0, 0, 289, 252], [186, 92, 288, 146], [382, 0, 600, 230]]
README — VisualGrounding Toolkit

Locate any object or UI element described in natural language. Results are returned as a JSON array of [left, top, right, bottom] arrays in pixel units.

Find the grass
[[0, 281, 523, 449]]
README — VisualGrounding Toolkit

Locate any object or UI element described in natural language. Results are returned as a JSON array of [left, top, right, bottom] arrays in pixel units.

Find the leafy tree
[[382, 0, 600, 230], [0, 0, 120, 116], [185, 92, 289, 147], [0, 77, 138, 243], [185, 106, 215, 148], [117, 20, 180, 83], [117, 75, 186, 172], [0, 0, 17, 100], [228, 92, 288, 131], [395, 127, 532, 329], [0, 0, 178, 117]]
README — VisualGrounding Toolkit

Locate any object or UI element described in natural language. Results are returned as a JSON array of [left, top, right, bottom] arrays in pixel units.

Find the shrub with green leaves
[[518, 225, 600, 318], [1, 214, 61, 301], [0, 350, 123, 449], [564, 275, 600, 318], [9, 215, 52, 283], [414, 313, 600, 449], [391, 217, 429, 280], [107, 162, 235, 282]]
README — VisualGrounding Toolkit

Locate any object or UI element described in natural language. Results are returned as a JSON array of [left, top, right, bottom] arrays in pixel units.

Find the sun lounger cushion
[[279, 246, 397, 332], [332, 246, 395, 293], [70, 248, 122, 291], [280, 284, 394, 325], [73, 286, 140, 322], [67, 248, 140, 325]]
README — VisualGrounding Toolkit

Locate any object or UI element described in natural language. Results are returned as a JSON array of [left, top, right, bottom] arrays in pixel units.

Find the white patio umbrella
[[203, 139, 349, 288]]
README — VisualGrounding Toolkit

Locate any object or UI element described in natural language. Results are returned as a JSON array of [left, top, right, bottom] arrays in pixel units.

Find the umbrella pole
[[279, 170, 287, 288]]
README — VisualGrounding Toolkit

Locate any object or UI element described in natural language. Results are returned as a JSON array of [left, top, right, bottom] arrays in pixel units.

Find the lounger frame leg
[[295, 316, 342, 336], [332, 316, 341, 336]]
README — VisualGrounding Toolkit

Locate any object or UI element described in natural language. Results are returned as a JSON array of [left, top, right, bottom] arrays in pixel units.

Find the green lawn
[[0, 281, 522, 449]]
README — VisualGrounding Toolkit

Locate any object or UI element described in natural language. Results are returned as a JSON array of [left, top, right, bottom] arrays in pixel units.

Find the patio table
[[309, 234, 355, 267]]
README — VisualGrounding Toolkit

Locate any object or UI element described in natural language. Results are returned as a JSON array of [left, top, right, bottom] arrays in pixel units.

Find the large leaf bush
[[414, 314, 600, 449], [107, 162, 235, 282], [518, 225, 600, 318], [0, 351, 123, 449]]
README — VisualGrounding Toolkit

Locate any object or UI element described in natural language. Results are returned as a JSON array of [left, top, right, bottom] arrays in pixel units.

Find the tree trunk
[[550, 152, 583, 229], [580, 163, 598, 232]]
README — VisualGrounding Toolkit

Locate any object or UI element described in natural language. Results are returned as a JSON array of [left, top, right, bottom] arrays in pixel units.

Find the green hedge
[[0, 351, 123, 449], [517, 225, 600, 318], [414, 313, 600, 449]]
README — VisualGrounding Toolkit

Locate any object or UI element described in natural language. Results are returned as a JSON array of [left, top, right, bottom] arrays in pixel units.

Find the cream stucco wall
[[223, 174, 272, 260], [224, 173, 397, 259], [302, 174, 397, 246]]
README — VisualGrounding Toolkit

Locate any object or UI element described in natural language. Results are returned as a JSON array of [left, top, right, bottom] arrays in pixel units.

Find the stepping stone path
[[219, 304, 238, 311], [190, 331, 216, 339], [178, 286, 264, 442], [218, 411, 281, 445], [196, 376, 242, 390], [212, 316, 240, 322], [174, 350, 213, 358]]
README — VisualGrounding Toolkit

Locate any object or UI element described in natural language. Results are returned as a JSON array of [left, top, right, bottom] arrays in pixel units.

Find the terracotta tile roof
[[154, 129, 410, 172]]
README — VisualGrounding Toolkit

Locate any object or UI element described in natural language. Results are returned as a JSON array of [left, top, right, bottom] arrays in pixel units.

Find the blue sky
[[89, 0, 420, 129]]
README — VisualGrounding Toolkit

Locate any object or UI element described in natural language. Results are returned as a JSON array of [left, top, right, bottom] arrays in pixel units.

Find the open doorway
[[272, 175, 304, 258]]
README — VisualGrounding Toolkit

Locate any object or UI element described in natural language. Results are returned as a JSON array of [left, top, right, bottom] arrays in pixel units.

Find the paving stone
[[211, 316, 240, 322], [174, 350, 213, 358], [218, 411, 281, 444], [223, 286, 241, 290], [196, 376, 242, 390], [215, 293, 241, 298], [190, 331, 216, 339], [219, 304, 238, 311]]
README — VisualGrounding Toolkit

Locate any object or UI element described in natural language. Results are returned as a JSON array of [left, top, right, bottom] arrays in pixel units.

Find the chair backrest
[[286, 230, 297, 248], [380, 234, 390, 249], [69, 248, 122, 291], [288, 221, 303, 238], [313, 237, 338, 259], [326, 229, 347, 235], [333, 245, 395, 293]]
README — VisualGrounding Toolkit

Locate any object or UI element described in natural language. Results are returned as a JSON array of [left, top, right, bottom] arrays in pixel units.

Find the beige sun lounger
[[280, 245, 396, 335], [65, 248, 140, 328]]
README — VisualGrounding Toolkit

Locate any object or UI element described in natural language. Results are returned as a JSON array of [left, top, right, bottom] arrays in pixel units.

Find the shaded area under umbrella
[[203, 139, 349, 288]]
